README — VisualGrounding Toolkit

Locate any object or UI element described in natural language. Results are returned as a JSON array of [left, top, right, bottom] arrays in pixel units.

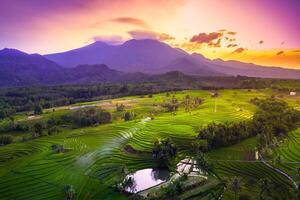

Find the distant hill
[[45, 39, 300, 79], [0, 48, 212, 86], [0, 48, 62, 86]]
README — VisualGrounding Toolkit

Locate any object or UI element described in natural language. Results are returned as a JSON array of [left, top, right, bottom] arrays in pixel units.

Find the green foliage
[[63, 185, 75, 200], [198, 98, 300, 151], [0, 106, 15, 120], [51, 144, 65, 153], [120, 176, 136, 193], [116, 103, 125, 112], [152, 138, 177, 168], [70, 107, 111, 127], [161, 96, 179, 112], [150, 176, 186, 199], [32, 122, 44, 137], [194, 152, 213, 175], [229, 176, 242, 200], [252, 98, 300, 149], [0, 78, 298, 117], [239, 193, 251, 200], [47, 126, 60, 135], [258, 178, 273, 199], [33, 104, 43, 115], [198, 121, 252, 149], [0, 135, 13, 145], [124, 111, 135, 121], [191, 140, 209, 152]]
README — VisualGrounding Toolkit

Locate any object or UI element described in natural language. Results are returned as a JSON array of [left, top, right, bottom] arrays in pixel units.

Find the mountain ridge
[[44, 39, 300, 79], [0, 39, 299, 87]]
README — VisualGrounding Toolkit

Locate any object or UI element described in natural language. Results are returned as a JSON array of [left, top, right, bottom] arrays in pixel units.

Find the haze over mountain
[[45, 39, 300, 79]]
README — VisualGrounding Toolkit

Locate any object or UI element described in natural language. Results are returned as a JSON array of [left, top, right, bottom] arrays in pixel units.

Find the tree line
[[1, 77, 298, 120], [196, 98, 300, 152]]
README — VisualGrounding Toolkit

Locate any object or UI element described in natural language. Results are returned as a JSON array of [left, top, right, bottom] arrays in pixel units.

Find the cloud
[[259, 40, 264, 44], [208, 38, 221, 47], [92, 35, 124, 45], [227, 44, 238, 48], [110, 17, 149, 28], [128, 30, 175, 41], [218, 29, 237, 35], [232, 47, 247, 54], [292, 50, 300, 53], [276, 51, 284, 55], [227, 31, 237, 35], [159, 33, 175, 41], [190, 32, 223, 44]]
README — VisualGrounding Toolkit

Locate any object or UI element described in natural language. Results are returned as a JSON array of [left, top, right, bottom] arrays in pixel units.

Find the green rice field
[[0, 89, 299, 199]]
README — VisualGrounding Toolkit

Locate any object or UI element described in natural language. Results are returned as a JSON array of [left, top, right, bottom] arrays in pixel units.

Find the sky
[[0, 0, 299, 69]]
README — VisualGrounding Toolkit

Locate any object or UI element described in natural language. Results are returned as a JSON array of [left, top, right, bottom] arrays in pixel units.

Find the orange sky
[[0, 0, 299, 69]]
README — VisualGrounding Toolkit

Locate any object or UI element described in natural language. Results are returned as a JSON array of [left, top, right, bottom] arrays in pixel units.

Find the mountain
[[210, 59, 300, 79], [45, 39, 300, 79], [0, 48, 62, 86], [0, 48, 179, 86], [162, 57, 222, 76], [1, 39, 299, 87], [46, 39, 187, 72], [45, 39, 221, 76]]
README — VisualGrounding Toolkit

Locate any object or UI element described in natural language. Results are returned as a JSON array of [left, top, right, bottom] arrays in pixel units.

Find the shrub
[[152, 138, 177, 168], [116, 104, 125, 112], [0, 135, 13, 145], [124, 112, 134, 121], [64, 185, 75, 200], [70, 107, 112, 127], [32, 122, 45, 137], [34, 104, 43, 115], [239, 193, 251, 200], [51, 144, 65, 153], [48, 126, 60, 135]]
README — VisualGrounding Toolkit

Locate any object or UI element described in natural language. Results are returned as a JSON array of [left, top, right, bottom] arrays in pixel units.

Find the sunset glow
[[1, 0, 299, 69]]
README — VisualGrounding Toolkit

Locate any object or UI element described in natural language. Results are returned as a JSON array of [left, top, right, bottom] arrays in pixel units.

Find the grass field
[[0, 89, 299, 199]]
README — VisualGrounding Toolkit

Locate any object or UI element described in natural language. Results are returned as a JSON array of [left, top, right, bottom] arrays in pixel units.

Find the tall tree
[[230, 176, 241, 200]]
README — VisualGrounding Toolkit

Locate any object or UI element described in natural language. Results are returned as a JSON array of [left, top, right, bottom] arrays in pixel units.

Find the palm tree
[[194, 152, 213, 175], [259, 178, 271, 199], [273, 155, 282, 165], [296, 167, 300, 177], [230, 176, 241, 200], [122, 176, 136, 193], [64, 185, 75, 200], [296, 183, 300, 200]]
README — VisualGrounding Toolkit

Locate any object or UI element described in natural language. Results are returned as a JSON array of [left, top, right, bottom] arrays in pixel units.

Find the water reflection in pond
[[124, 168, 170, 193]]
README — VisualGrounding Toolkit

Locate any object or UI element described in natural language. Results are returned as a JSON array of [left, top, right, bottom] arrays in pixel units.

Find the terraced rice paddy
[[0, 89, 298, 199], [273, 128, 300, 181]]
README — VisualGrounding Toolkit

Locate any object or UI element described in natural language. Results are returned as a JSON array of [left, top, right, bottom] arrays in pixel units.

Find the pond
[[123, 168, 170, 193]]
